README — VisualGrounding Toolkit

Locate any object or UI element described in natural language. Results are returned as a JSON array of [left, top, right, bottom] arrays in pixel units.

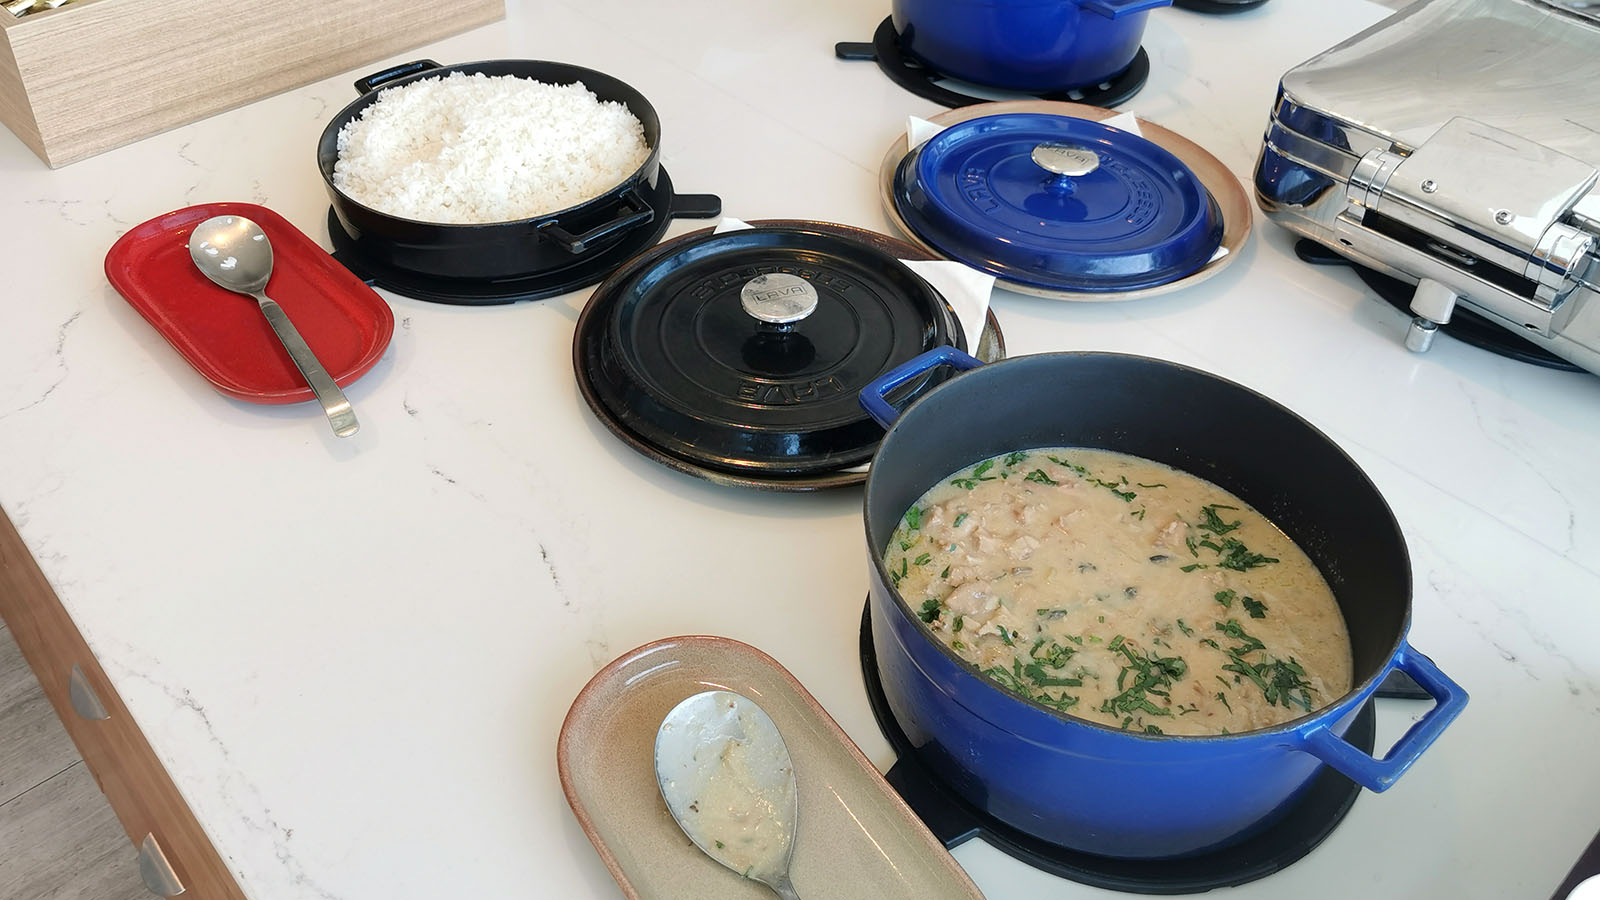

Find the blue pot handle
[[1298, 642, 1468, 792], [859, 346, 985, 429], [1078, 0, 1173, 19]]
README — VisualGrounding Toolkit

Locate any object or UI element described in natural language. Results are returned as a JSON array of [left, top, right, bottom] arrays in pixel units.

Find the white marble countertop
[[2, 1, 1598, 898]]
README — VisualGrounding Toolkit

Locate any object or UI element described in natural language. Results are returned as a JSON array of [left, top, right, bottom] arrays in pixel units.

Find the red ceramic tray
[[106, 202, 394, 404]]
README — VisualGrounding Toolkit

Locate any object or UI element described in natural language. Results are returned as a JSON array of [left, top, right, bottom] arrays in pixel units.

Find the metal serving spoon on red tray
[[188, 215, 359, 437]]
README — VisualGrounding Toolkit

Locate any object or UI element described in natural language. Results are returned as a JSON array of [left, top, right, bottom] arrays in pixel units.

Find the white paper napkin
[[907, 114, 947, 150], [1099, 110, 1145, 138], [711, 217, 995, 352]]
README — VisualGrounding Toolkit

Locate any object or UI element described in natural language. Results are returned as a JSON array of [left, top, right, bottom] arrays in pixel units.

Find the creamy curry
[[884, 448, 1353, 736]]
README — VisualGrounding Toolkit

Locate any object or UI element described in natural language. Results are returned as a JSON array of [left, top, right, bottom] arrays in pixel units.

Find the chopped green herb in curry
[[882, 447, 1351, 735]]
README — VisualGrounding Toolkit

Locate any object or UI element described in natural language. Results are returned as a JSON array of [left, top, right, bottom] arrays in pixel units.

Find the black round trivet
[[1293, 240, 1584, 372], [1174, 0, 1272, 13], [858, 599, 1374, 894], [835, 18, 1149, 110], [326, 168, 721, 306]]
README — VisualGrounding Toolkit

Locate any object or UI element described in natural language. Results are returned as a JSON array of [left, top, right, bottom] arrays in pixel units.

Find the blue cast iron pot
[[859, 347, 1467, 858], [892, 0, 1173, 93]]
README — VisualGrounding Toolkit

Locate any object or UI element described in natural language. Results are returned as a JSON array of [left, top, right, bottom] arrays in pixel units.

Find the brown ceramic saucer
[[879, 101, 1254, 302], [558, 635, 986, 900]]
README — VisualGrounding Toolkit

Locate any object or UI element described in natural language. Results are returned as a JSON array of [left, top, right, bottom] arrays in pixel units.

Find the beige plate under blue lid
[[558, 635, 987, 900]]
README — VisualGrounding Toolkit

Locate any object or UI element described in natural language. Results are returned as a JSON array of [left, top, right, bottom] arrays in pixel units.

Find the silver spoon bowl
[[655, 690, 802, 900], [188, 215, 359, 437]]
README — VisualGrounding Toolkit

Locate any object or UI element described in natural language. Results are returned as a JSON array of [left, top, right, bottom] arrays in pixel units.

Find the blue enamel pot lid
[[894, 114, 1223, 292]]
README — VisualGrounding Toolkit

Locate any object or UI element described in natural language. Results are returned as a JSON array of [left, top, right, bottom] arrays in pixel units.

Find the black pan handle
[[355, 59, 442, 95], [670, 193, 723, 220], [835, 41, 878, 61], [1294, 238, 1354, 267], [538, 188, 655, 254]]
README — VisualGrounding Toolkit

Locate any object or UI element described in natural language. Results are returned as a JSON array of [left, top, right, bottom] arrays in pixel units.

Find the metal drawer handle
[[68, 664, 109, 721], [139, 834, 186, 896]]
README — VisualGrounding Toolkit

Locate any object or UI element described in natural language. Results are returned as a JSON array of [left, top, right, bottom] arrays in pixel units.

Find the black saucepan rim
[[323, 176, 675, 306]]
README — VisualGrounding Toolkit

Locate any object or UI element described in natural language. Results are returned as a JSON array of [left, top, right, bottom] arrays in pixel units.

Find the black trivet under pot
[[327, 168, 721, 306], [1294, 240, 1583, 372], [1174, 0, 1272, 13], [835, 17, 1149, 110], [858, 600, 1401, 894], [1551, 827, 1600, 899]]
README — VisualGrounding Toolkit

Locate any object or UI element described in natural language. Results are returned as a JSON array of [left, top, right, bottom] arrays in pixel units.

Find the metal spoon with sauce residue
[[187, 215, 359, 437], [655, 691, 802, 900]]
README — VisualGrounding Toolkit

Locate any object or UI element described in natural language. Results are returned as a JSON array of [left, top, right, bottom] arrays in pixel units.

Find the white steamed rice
[[332, 72, 652, 225]]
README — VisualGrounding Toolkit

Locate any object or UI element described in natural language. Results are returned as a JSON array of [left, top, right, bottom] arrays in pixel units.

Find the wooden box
[[0, 0, 504, 168]]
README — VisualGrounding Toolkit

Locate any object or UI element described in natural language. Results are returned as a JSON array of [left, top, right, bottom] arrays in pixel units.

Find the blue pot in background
[[892, 0, 1173, 92], [859, 347, 1468, 858]]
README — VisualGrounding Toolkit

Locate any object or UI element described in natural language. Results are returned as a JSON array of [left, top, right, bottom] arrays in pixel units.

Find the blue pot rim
[[862, 350, 1414, 744], [894, 114, 1224, 292]]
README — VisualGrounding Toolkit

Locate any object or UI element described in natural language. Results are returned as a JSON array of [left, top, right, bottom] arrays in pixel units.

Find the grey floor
[[0, 623, 146, 900]]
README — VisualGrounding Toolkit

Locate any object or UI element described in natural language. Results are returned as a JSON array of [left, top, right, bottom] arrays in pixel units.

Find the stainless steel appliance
[[1255, 0, 1600, 375]]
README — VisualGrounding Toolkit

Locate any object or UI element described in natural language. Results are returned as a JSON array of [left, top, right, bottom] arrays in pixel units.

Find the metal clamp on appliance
[[1336, 117, 1599, 353], [1252, 0, 1600, 375]]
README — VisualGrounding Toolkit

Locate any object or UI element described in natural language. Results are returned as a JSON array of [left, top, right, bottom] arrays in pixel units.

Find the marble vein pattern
[[0, 1, 1595, 899]]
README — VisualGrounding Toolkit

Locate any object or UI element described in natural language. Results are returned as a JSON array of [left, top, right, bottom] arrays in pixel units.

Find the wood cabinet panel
[[0, 506, 246, 899]]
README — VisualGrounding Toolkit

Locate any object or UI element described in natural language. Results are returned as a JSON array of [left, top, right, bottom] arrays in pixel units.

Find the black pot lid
[[579, 225, 966, 476]]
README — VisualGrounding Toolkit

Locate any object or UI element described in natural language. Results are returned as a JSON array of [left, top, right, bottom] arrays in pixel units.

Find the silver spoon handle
[[769, 874, 801, 900], [255, 294, 360, 438]]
